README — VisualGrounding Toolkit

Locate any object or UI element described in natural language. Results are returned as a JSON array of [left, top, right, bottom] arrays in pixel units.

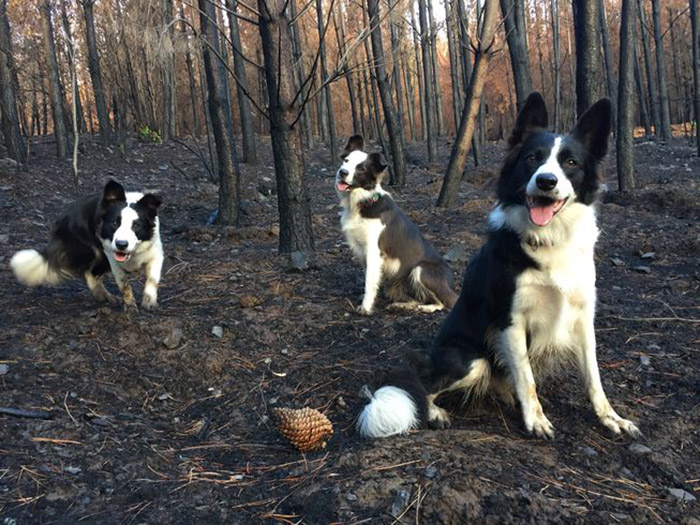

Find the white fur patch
[[357, 386, 419, 437], [337, 150, 369, 186], [525, 137, 575, 201]]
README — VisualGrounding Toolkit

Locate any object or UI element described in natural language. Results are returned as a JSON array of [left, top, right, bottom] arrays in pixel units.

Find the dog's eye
[[566, 158, 577, 167], [111, 219, 120, 227], [525, 154, 536, 162]]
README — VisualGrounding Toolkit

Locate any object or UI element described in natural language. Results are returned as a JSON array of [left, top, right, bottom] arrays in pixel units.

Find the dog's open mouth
[[336, 180, 352, 192], [114, 251, 132, 263], [526, 195, 567, 227]]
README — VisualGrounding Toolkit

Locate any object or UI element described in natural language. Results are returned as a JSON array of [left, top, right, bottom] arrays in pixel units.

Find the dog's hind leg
[[413, 263, 458, 310], [85, 272, 116, 303]]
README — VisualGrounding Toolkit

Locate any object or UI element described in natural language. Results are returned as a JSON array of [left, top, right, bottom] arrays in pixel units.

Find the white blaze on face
[[526, 137, 574, 200], [109, 206, 141, 260], [336, 150, 368, 191]]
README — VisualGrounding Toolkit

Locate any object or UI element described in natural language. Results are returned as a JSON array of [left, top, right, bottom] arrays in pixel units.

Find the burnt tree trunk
[[437, 0, 498, 208], [315, 0, 337, 160], [638, 0, 659, 135], [692, 0, 700, 154], [572, 0, 600, 117], [227, 0, 257, 163], [41, 0, 68, 158], [410, 5, 427, 141], [617, 0, 636, 190], [551, 0, 562, 131], [445, 0, 461, 130], [82, 0, 113, 145], [259, 0, 314, 254], [160, 0, 176, 140], [418, 0, 437, 162], [289, 0, 313, 148], [367, 0, 407, 187], [389, 5, 406, 137], [500, 0, 533, 110], [60, 0, 86, 133], [198, 0, 240, 225], [598, 0, 617, 129], [333, 10, 360, 135], [634, 43, 652, 136], [0, 0, 24, 163], [650, 0, 672, 141]]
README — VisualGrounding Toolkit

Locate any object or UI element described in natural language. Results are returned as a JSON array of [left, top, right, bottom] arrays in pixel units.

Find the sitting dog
[[336, 135, 457, 314], [11, 180, 163, 310], [357, 93, 640, 439]]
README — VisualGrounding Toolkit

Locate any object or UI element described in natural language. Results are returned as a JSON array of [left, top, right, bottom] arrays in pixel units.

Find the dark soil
[[1, 135, 698, 524]]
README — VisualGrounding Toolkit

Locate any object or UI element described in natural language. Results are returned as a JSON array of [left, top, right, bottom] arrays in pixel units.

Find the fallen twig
[[0, 407, 53, 420]]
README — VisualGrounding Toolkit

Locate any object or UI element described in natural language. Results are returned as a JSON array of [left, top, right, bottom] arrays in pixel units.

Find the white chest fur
[[340, 208, 384, 261], [511, 207, 599, 369]]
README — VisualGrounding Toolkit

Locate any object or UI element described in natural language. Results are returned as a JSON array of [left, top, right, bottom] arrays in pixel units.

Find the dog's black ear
[[102, 180, 126, 205], [508, 92, 549, 149], [340, 134, 364, 159], [136, 194, 162, 218], [367, 153, 387, 175], [570, 98, 612, 161]]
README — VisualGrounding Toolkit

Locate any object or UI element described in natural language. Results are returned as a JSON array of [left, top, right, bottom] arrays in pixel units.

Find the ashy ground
[[0, 135, 698, 523]]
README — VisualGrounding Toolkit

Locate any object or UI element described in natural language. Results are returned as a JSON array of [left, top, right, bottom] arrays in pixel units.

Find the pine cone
[[274, 407, 333, 452]]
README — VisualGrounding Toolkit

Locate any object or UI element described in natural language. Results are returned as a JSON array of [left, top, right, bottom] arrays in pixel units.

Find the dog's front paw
[[141, 294, 158, 311], [525, 412, 555, 439], [600, 412, 641, 438], [357, 302, 374, 315], [94, 290, 118, 304]]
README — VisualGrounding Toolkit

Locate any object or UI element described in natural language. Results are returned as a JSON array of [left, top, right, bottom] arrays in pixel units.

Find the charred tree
[[60, 0, 86, 133], [258, 0, 314, 254], [437, 0, 498, 208], [367, 0, 407, 187], [500, 0, 533, 110], [198, 0, 240, 225], [0, 0, 24, 163], [333, 10, 360, 134], [161, 0, 176, 140], [551, 0, 562, 131], [227, 0, 257, 163], [572, 0, 600, 118], [650, 0, 672, 141], [638, 0, 659, 135], [617, 0, 636, 191], [315, 0, 337, 160], [41, 0, 68, 158], [634, 44, 652, 136], [693, 0, 700, 154], [598, 0, 617, 129], [418, 0, 437, 162], [288, 0, 312, 147], [82, 0, 113, 145]]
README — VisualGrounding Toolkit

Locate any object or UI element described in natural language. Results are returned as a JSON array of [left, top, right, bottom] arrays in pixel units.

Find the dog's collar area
[[524, 234, 554, 250], [358, 192, 382, 208]]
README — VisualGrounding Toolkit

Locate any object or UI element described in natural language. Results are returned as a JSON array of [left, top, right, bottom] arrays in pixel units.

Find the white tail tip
[[356, 386, 419, 438], [10, 249, 62, 287]]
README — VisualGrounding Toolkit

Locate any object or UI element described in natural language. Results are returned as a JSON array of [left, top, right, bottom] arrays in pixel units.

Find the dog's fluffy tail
[[11, 249, 65, 287], [357, 360, 429, 438]]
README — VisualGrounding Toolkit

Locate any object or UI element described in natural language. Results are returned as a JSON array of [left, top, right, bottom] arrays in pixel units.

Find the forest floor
[[0, 133, 698, 524]]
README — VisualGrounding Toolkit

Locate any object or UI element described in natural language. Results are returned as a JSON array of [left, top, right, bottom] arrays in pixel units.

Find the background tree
[[258, 0, 314, 254], [650, 0, 672, 141], [500, 0, 533, 110], [418, 0, 437, 163], [82, 0, 113, 145], [367, 0, 407, 187], [572, 0, 600, 117], [198, 0, 240, 226], [41, 0, 69, 159], [692, 0, 700, 155], [0, 0, 24, 164], [438, 0, 499, 208], [160, 0, 176, 141], [617, 0, 636, 191]]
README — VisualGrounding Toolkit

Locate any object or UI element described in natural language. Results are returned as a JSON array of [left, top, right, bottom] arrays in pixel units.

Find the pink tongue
[[529, 205, 556, 227], [114, 252, 128, 262], [336, 181, 350, 192]]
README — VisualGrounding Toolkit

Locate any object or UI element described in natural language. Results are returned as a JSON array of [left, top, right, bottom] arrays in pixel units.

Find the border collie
[[11, 180, 163, 310], [357, 93, 640, 439], [336, 135, 458, 315]]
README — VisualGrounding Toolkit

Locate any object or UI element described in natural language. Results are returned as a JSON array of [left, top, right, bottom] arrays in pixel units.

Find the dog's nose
[[115, 240, 129, 250], [338, 169, 349, 177], [535, 173, 558, 191]]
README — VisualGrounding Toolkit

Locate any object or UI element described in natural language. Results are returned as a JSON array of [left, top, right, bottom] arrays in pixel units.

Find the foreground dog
[[336, 135, 458, 314], [11, 180, 163, 310], [357, 93, 640, 439]]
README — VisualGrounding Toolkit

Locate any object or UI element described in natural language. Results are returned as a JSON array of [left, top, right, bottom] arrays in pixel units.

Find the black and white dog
[[357, 93, 640, 439], [11, 180, 163, 310], [336, 135, 458, 314]]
